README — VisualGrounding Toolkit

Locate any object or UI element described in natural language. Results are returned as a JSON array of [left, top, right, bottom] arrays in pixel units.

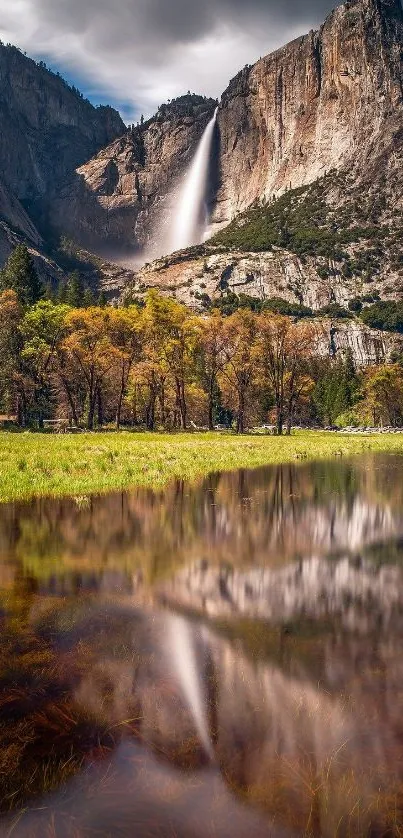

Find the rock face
[[0, 180, 64, 285], [0, 44, 125, 204], [51, 95, 217, 254], [326, 318, 392, 364], [0, 0, 402, 357], [0, 43, 125, 282], [123, 246, 402, 366], [130, 245, 399, 311], [0, 181, 40, 245], [213, 0, 403, 226], [0, 220, 63, 286]]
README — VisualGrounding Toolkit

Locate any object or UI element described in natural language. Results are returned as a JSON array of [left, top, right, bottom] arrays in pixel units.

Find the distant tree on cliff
[[0, 245, 42, 306]]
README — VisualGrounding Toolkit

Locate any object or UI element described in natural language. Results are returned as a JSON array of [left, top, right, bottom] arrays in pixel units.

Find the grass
[[1, 430, 403, 503]]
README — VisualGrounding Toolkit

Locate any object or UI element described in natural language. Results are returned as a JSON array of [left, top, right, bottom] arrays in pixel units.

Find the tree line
[[1, 245, 403, 432]]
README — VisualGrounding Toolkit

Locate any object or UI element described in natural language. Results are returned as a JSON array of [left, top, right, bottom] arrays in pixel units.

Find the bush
[[348, 297, 363, 312], [262, 298, 313, 318], [317, 303, 351, 319], [360, 301, 403, 333], [335, 409, 360, 428], [210, 179, 391, 262], [361, 292, 380, 303], [210, 293, 313, 318]]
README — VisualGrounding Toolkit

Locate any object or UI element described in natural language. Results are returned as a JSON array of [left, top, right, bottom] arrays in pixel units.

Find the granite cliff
[[213, 0, 403, 226], [0, 44, 124, 202], [48, 0, 403, 367]]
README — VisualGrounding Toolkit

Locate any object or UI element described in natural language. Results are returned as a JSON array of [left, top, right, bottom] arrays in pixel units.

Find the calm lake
[[1, 454, 403, 837]]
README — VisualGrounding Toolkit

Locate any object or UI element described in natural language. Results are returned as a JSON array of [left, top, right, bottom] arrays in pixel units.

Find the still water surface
[[1, 455, 403, 836]]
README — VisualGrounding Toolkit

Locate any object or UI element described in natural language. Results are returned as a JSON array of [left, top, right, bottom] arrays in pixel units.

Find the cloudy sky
[[0, 0, 336, 121]]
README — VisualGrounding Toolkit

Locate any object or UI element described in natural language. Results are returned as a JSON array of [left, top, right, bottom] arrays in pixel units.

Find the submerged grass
[[1, 430, 403, 503]]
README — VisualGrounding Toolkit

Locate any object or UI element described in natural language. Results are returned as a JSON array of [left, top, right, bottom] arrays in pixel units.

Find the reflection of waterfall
[[169, 108, 218, 252], [167, 614, 213, 759]]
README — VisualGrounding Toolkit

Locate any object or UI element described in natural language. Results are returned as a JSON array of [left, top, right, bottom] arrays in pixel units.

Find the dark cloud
[[0, 0, 336, 117]]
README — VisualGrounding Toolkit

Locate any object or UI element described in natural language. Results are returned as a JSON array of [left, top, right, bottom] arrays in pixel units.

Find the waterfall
[[167, 614, 214, 760], [169, 107, 218, 253]]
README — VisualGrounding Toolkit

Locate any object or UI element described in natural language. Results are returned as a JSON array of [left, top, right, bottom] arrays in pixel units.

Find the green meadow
[[1, 430, 403, 503]]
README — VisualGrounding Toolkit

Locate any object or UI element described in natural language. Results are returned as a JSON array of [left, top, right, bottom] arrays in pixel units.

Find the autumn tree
[[257, 314, 318, 434], [129, 360, 166, 429], [63, 308, 119, 429], [358, 364, 403, 426], [142, 292, 197, 430], [219, 309, 259, 434], [195, 311, 227, 430], [107, 306, 143, 429]]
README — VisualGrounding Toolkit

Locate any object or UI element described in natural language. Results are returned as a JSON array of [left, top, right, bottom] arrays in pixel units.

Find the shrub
[[317, 303, 351, 319], [262, 298, 313, 318], [348, 297, 363, 312], [360, 301, 403, 333]]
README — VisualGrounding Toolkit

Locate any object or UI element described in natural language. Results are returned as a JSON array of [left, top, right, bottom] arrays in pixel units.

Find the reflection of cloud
[[0, 0, 336, 118]]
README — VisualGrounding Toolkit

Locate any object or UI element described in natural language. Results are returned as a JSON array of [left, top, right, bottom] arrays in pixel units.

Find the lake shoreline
[[1, 430, 403, 504]]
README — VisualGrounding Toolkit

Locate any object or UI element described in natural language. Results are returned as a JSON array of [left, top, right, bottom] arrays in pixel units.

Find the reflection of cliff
[[1, 457, 403, 586], [159, 555, 403, 632]]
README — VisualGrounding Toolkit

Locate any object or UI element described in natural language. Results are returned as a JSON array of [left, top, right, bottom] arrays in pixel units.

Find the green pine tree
[[0, 245, 43, 306], [57, 278, 68, 303], [43, 280, 55, 301], [83, 286, 96, 307], [65, 271, 85, 307], [97, 291, 108, 308]]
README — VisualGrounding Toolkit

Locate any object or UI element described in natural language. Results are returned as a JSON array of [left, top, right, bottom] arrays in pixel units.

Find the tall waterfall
[[169, 107, 218, 253]]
